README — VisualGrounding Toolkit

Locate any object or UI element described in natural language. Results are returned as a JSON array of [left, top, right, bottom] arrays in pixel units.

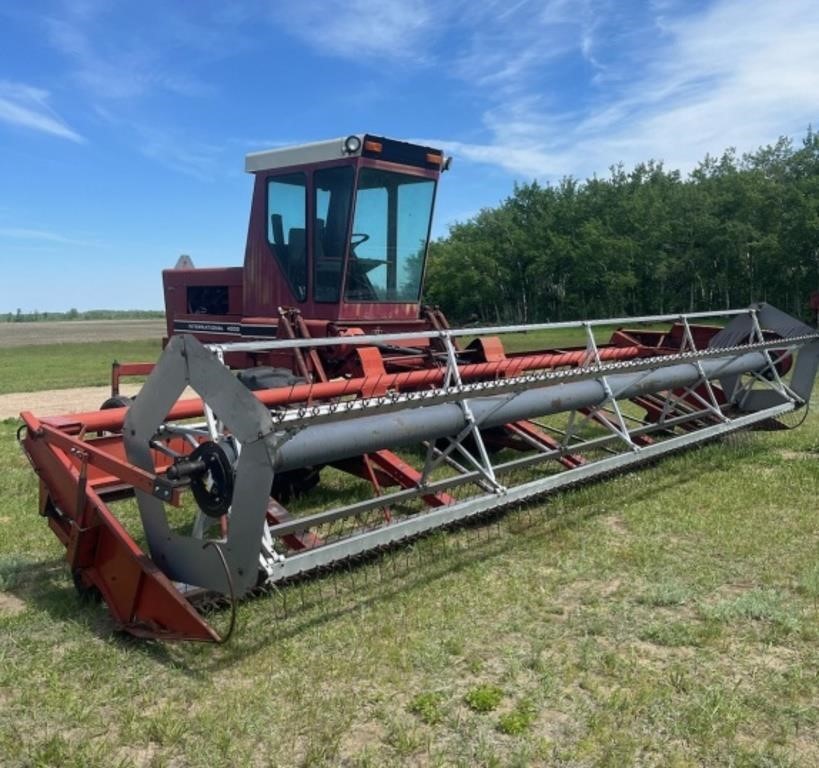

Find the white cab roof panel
[[245, 135, 364, 173]]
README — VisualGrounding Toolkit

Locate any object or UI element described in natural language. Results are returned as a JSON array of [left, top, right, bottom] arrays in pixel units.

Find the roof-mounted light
[[363, 139, 383, 153], [343, 135, 362, 154]]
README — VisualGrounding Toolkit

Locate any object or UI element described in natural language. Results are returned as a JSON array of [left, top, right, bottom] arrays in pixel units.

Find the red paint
[[21, 413, 219, 642]]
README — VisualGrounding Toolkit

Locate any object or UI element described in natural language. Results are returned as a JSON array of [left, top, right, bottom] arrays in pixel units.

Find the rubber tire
[[100, 395, 134, 410]]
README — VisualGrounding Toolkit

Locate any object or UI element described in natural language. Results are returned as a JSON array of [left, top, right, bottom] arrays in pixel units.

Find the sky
[[0, 0, 817, 312]]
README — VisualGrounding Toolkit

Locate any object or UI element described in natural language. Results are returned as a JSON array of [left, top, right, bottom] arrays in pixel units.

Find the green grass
[[465, 684, 505, 713], [0, 339, 161, 394], [466, 318, 691, 354], [497, 700, 537, 736], [409, 691, 446, 725], [0, 361, 817, 766], [466, 323, 630, 354]]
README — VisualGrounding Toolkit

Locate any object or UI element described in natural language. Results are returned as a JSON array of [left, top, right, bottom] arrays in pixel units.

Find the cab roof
[[245, 134, 445, 174]]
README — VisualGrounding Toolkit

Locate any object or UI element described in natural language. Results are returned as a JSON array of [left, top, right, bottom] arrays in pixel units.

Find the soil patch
[[0, 384, 142, 420], [0, 384, 197, 420], [0, 592, 25, 616]]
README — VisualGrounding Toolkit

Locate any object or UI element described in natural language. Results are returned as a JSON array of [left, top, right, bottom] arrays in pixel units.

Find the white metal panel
[[244, 135, 363, 173]]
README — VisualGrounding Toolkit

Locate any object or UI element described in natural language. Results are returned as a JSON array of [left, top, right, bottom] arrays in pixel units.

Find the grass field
[[0, 319, 164, 396], [0, 335, 817, 767], [0, 339, 162, 395]]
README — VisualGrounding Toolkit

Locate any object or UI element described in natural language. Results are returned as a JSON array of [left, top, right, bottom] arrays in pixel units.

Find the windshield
[[344, 168, 435, 303]]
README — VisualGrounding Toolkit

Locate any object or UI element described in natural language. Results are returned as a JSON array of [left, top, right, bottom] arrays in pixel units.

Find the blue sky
[[1, 0, 817, 312]]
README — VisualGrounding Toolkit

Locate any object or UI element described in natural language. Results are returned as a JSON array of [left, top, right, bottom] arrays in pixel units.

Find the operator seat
[[287, 227, 307, 301]]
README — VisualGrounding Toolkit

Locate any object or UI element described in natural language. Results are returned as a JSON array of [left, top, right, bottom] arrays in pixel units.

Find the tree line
[[3, 309, 164, 322], [424, 131, 819, 324]]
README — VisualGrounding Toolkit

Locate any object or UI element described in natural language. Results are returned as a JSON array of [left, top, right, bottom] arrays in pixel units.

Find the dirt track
[[0, 384, 143, 420], [0, 319, 165, 348]]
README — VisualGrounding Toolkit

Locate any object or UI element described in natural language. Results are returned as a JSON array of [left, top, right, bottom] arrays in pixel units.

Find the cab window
[[267, 173, 307, 301]]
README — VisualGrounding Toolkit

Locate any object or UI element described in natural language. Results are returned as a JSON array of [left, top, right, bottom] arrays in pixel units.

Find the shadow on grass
[[0, 553, 210, 673], [2, 433, 771, 671], [1, 555, 122, 640], [166, 500, 609, 672], [2, 446, 714, 674], [171, 436, 782, 670], [7, 511, 587, 673]]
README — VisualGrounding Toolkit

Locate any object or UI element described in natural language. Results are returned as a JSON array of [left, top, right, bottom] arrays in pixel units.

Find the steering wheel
[[350, 232, 370, 250]]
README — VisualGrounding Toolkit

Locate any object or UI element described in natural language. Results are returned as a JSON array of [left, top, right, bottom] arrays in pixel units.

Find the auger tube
[[270, 351, 771, 471]]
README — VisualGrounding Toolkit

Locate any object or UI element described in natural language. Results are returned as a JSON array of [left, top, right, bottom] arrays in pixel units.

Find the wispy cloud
[[43, 13, 214, 101], [271, 0, 436, 60], [138, 129, 227, 182], [427, 0, 819, 180], [0, 81, 83, 142], [37, 2, 248, 178], [451, 0, 596, 92], [0, 226, 99, 247]]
